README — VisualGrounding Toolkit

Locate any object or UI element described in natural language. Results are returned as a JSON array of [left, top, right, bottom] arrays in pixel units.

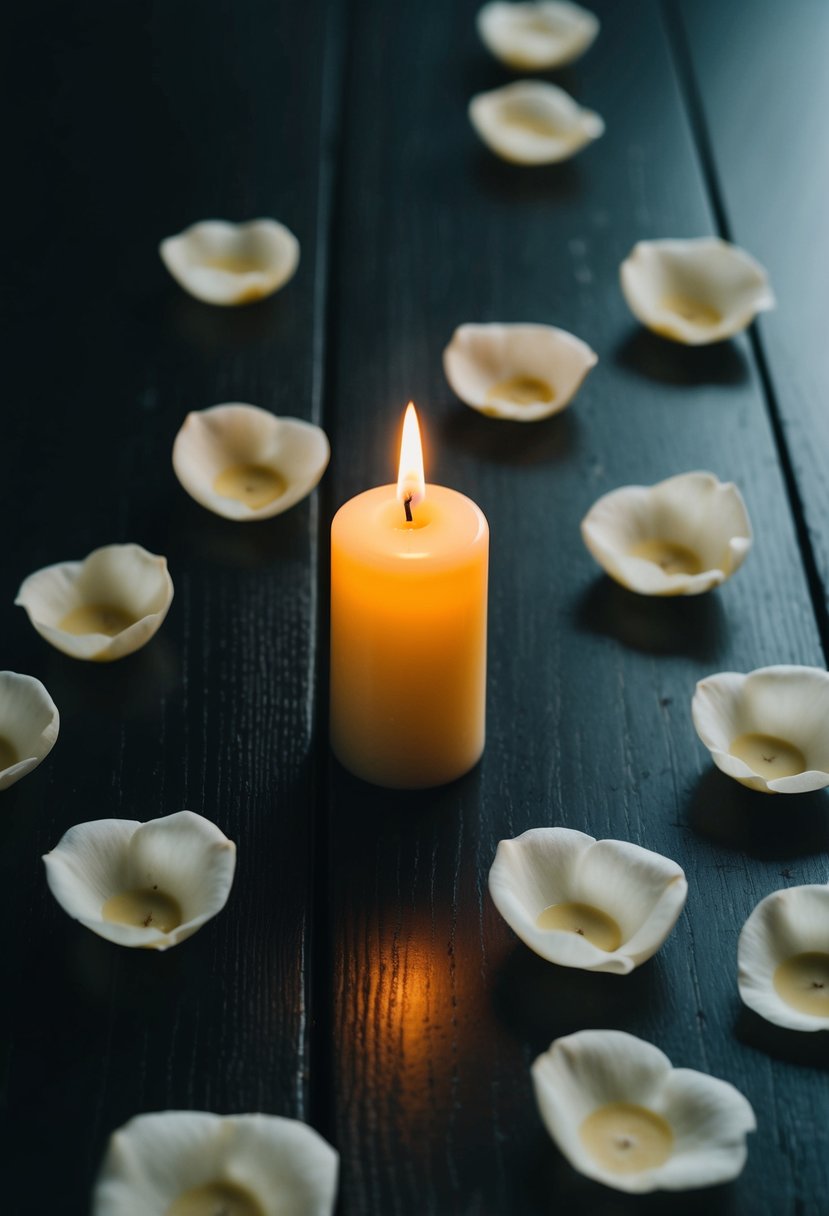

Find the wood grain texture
[[0, 2, 342, 1212], [324, 1, 829, 1213], [4, 2, 829, 1214], [675, 0, 829, 644]]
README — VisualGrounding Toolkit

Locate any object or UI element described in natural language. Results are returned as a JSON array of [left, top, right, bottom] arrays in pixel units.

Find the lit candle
[[330, 404, 489, 788]]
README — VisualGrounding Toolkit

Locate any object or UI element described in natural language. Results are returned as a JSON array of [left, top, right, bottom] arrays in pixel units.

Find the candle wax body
[[331, 484, 488, 788]]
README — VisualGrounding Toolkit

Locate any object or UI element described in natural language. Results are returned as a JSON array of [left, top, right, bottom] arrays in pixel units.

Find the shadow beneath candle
[[687, 769, 829, 859], [575, 576, 726, 659], [492, 944, 668, 1054], [735, 1005, 829, 1070], [439, 404, 579, 467], [328, 756, 483, 829], [614, 328, 749, 388]]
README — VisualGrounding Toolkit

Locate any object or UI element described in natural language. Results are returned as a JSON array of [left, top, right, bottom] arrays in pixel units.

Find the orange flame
[[396, 402, 425, 511]]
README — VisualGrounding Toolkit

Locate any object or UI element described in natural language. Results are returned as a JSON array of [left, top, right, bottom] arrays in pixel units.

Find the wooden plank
[[0, 2, 341, 1212], [324, 0, 828, 1212], [675, 0, 829, 642]]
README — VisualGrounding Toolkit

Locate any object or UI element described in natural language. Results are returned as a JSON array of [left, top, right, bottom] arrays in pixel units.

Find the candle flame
[[397, 402, 425, 511]]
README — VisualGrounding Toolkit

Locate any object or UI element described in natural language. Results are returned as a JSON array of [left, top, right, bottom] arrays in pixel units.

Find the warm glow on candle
[[330, 399, 489, 788], [397, 402, 426, 516]]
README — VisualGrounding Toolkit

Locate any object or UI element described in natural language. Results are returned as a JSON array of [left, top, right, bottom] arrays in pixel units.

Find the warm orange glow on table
[[330, 404, 489, 788]]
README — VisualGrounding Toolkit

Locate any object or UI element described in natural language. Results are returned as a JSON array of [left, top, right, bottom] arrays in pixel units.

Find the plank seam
[[661, 0, 829, 663], [308, 0, 357, 1159]]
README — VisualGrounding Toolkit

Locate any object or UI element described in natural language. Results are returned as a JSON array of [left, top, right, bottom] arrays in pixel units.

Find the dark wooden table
[[3, 1, 829, 1212]]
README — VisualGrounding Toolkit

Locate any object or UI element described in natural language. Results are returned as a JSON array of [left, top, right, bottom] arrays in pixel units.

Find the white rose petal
[[16, 544, 174, 662], [489, 827, 687, 975], [477, 1, 599, 70], [93, 1110, 338, 1215], [173, 403, 330, 521], [469, 81, 603, 164], [43, 810, 236, 951], [160, 218, 300, 306], [692, 665, 829, 793], [443, 323, 596, 421], [581, 471, 752, 597], [620, 238, 775, 345], [0, 671, 60, 791], [533, 1030, 756, 1193], [739, 882, 829, 1031]]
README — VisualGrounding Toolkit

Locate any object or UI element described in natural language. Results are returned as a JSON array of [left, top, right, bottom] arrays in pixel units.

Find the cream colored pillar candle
[[330, 405, 489, 788]]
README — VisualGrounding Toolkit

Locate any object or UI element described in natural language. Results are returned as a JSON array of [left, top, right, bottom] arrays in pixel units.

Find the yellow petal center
[[102, 888, 183, 934], [166, 1181, 264, 1216], [213, 463, 287, 510], [203, 255, 263, 276], [580, 1102, 674, 1174], [730, 732, 806, 780], [773, 952, 829, 1017], [536, 901, 622, 951], [59, 604, 136, 637], [628, 539, 702, 576], [660, 293, 723, 327], [0, 736, 20, 770], [500, 102, 558, 137], [486, 375, 555, 407]]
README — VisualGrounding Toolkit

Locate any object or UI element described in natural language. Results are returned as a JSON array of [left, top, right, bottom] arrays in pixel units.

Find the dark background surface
[[2, 1, 828, 1213]]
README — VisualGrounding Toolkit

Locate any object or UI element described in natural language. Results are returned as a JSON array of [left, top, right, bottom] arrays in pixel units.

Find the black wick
[[403, 493, 413, 523]]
